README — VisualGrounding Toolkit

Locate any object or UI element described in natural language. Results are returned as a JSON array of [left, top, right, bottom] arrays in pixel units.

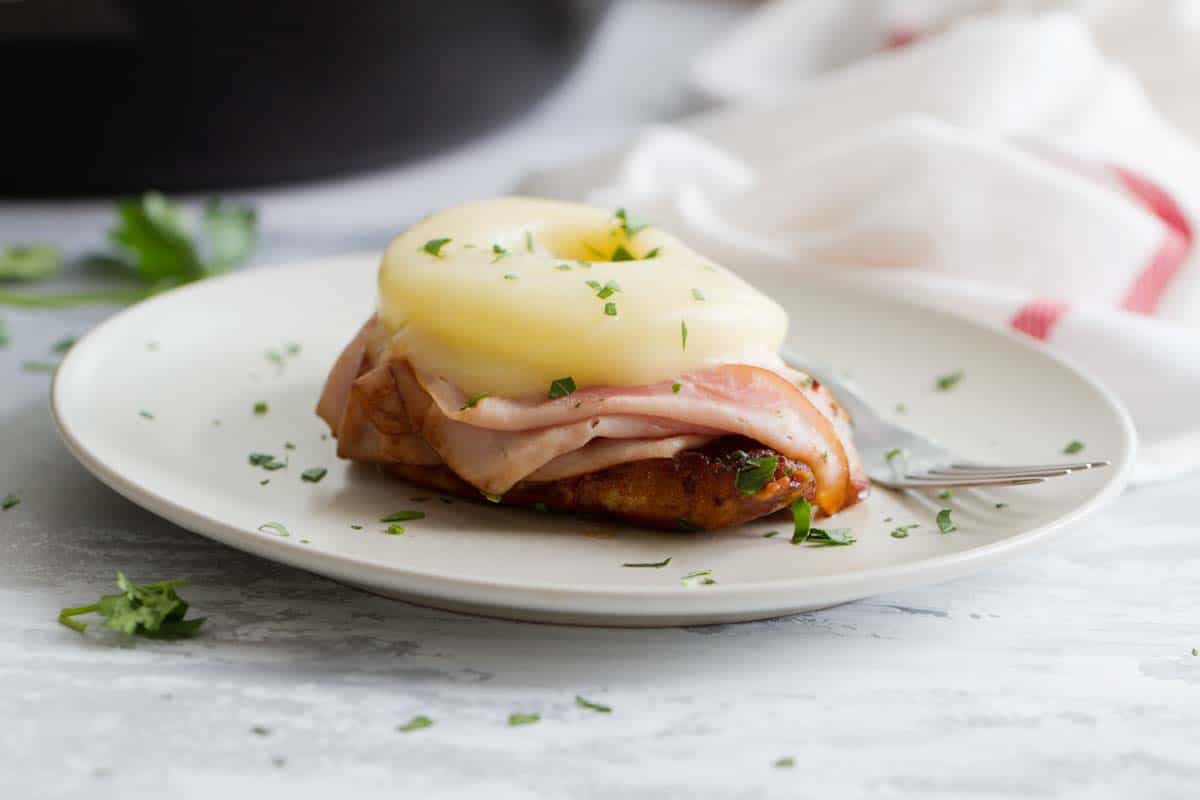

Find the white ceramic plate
[[52, 255, 1135, 626]]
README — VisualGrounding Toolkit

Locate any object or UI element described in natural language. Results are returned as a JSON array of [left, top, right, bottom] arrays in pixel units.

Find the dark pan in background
[[3, 0, 609, 195]]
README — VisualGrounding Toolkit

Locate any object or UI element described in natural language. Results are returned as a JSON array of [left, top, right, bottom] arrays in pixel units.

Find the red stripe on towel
[[1113, 166, 1192, 315], [885, 29, 919, 50], [1011, 300, 1068, 341]]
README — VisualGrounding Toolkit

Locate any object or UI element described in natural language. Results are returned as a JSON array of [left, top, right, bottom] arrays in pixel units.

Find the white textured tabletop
[[3, 3, 1198, 798]]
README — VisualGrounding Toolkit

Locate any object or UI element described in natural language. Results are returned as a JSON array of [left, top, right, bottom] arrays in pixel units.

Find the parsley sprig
[[1, 193, 257, 308], [58, 572, 206, 638]]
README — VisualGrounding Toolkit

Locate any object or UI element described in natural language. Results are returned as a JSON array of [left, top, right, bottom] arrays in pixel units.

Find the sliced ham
[[416, 363, 856, 510], [392, 361, 723, 494], [318, 318, 866, 513], [526, 435, 716, 483]]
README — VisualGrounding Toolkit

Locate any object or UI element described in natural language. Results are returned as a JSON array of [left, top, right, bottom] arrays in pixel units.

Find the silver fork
[[781, 350, 1109, 490]]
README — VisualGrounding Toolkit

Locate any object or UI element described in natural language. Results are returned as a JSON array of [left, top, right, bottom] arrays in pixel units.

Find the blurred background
[[4, 0, 1200, 476], [1, 0, 734, 261]]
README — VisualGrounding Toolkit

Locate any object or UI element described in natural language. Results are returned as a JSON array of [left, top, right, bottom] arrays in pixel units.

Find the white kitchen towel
[[523, 12, 1200, 483]]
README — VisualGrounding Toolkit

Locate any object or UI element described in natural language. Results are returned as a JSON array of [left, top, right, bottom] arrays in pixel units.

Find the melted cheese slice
[[377, 197, 787, 398]]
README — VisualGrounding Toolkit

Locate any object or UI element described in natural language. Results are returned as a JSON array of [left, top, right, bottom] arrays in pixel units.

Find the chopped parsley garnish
[[508, 713, 540, 727], [622, 557, 671, 568], [491, 244, 509, 262], [671, 382, 682, 394], [681, 569, 716, 586], [644, 247, 661, 259], [548, 376, 577, 399], [936, 508, 957, 533], [0, 318, 8, 348], [577, 260, 592, 269], [284, 442, 295, 450], [935, 370, 964, 391], [264, 343, 302, 368], [762, 530, 779, 538], [994, 502, 1008, 509], [1063, 440, 1085, 455], [422, 238, 451, 257], [735, 455, 778, 495], [575, 695, 612, 713], [890, 524, 919, 539], [937, 489, 953, 500], [381, 510, 425, 522], [613, 208, 647, 237], [460, 391, 491, 410], [52, 336, 77, 354], [251, 726, 270, 736], [0, 244, 60, 281], [2, 493, 19, 511], [585, 279, 601, 291], [884, 448, 904, 462], [691, 288, 705, 302], [895, 403, 907, 414], [57, 572, 206, 638], [524, 231, 535, 252], [386, 524, 405, 536], [259, 479, 269, 486], [680, 320, 688, 351], [611, 244, 635, 262], [1193, 648, 1198, 657], [258, 522, 289, 537], [300, 467, 327, 483], [554, 263, 572, 271], [789, 498, 812, 544], [774, 757, 796, 768], [350, 524, 363, 530], [21, 360, 56, 373], [398, 715, 433, 732], [805, 528, 856, 546], [253, 402, 268, 415], [503, 273, 519, 281], [248, 453, 286, 471], [604, 302, 617, 316], [138, 409, 154, 420], [595, 280, 621, 299]]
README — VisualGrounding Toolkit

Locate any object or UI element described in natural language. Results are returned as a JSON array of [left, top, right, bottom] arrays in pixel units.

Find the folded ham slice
[[318, 317, 866, 515]]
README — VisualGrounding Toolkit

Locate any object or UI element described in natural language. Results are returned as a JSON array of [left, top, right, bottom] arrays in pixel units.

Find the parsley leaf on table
[[575, 695, 613, 713], [0, 245, 60, 281], [57, 572, 206, 638], [397, 715, 434, 733], [0, 192, 256, 308]]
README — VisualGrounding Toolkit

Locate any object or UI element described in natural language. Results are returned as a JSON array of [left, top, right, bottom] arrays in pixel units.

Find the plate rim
[[49, 255, 1138, 612]]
